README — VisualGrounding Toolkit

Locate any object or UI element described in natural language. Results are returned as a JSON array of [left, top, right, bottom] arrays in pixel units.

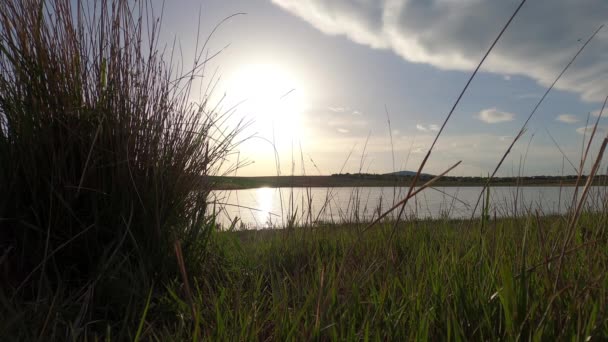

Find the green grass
[[4, 211, 608, 339], [112, 214, 608, 340], [214, 214, 608, 340]]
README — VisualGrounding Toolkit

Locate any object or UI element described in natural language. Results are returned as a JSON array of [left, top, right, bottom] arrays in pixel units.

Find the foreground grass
[[0, 0, 238, 339], [116, 214, 605, 340], [207, 216, 608, 340], [3, 210, 608, 340]]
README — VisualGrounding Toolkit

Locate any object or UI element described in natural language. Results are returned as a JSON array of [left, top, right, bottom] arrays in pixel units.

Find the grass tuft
[[0, 0, 241, 338]]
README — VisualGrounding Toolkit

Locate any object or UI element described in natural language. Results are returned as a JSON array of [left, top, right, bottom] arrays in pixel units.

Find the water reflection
[[212, 186, 607, 229], [254, 187, 274, 226]]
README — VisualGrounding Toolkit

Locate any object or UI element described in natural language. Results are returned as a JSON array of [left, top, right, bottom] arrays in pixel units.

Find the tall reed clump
[[0, 0, 239, 334]]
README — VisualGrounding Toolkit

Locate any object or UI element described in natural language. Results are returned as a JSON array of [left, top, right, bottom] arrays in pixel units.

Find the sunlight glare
[[226, 63, 307, 138], [255, 187, 275, 226]]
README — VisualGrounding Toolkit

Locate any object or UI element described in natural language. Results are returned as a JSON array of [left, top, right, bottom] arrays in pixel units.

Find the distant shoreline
[[209, 175, 607, 190]]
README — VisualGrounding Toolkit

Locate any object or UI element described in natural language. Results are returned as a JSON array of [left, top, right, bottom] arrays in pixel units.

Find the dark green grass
[[218, 215, 608, 340], [0, 0, 241, 338], [7, 213, 607, 340], [123, 214, 608, 340]]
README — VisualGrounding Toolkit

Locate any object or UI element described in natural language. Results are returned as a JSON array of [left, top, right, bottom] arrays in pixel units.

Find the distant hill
[[384, 170, 434, 177]]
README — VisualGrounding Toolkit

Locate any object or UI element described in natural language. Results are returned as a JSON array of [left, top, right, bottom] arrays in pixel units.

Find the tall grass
[[201, 214, 608, 340], [0, 0, 241, 337]]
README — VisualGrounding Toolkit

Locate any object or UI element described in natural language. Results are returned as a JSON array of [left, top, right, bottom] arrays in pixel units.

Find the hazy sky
[[157, 0, 608, 177]]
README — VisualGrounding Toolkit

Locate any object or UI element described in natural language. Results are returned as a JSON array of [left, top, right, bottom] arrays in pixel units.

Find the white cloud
[[302, 130, 594, 176], [412, 147, 425, 154], [327, 117, 367, 127], [556, 114, 579, 124], [337, 128, 349, 133], [416, 124, 428, 132], [328, 106, 364, 115], [591, 108, 607, 117], [576, 125, 607, 136], [477, 108, 514, 123], [328, 106, 347, 113], [272, 0, 608, 102], [416, 123, 439, 132]]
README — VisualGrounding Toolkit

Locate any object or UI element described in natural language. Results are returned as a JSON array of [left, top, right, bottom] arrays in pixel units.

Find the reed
[[0, 0, 242, 337]]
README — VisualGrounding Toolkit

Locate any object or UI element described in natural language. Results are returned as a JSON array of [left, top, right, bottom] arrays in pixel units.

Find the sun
[[226, 63, 307, 138]]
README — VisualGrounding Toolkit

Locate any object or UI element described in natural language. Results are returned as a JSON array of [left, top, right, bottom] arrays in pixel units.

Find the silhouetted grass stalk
[[0, 0, 242, 337]]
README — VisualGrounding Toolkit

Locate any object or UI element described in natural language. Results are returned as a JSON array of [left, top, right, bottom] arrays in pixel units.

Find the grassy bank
[[206, 215, 608, 340], [114, 214, 608, 339], [5, 213, 608, 340], [201, 214, 608, 340]]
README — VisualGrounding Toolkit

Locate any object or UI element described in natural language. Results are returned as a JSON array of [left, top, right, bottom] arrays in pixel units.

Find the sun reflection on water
[[255, 187, 275, 226]]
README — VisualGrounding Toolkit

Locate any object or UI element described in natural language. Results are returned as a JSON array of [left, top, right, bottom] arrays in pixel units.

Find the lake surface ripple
[[211, 186, 607, 229]]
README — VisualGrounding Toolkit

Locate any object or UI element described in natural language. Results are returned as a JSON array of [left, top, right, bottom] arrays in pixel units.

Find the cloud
[[304, 132, 578, 176], [412, 147, 425, 154], [591, 108, 608, 117], [416, 123, 439, 132], [416, 124, 439, 132], [476, 108, 514, 123], [328, 106, 363, 115], [272, 0, 608, 102], [576, 125, 607, 136], [337, 128, 349, 133], [415, 124, 428, 132], [328, 106, 347, 113], [327, 116, 367, 127], [556, 114, 579, 124]]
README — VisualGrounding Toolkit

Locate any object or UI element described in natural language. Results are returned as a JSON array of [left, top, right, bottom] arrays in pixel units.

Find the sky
[[156, 0, 608, 177]]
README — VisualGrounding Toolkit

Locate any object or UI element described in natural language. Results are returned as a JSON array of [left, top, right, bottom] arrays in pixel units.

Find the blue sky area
[[155, 0, 608, 177]]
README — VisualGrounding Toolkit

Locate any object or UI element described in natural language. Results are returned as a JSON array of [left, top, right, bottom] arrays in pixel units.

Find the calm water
[[210, 186, 607, 229]]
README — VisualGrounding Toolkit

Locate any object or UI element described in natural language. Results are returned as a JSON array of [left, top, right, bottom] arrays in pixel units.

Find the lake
[[210, 185, 607, 229]]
